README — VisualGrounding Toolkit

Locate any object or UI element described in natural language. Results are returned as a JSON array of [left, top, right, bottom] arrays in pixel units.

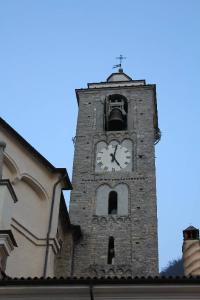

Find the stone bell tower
[[69, 69, 160, 278]]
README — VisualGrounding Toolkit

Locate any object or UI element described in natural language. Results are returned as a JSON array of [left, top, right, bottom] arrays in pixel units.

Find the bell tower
[[69, 69, 160, 278]]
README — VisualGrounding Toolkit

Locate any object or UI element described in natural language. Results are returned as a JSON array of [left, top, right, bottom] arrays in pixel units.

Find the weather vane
[[113, 54, 126, 71]]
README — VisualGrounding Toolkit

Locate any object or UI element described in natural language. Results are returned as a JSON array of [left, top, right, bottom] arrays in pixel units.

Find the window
[[107, 237, 115, 264], [108, 191, 118, 215], [95, 183, 128, 216]]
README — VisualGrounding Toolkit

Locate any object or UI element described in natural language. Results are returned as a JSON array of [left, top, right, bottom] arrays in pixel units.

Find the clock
[[96, 144, 131, 171]]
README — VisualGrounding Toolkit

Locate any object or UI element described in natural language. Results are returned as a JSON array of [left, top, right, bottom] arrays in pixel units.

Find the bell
[[108, 108, 124, 131]]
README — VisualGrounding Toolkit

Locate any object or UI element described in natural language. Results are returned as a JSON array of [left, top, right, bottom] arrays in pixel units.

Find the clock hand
[[110, 153, 115, 162], [110, 145, 118, 162], [113, 145, 118, 158], [113, 145, 122, 168], [114, 157, 122, 168]]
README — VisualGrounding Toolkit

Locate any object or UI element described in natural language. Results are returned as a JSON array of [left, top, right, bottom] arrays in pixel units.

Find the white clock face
[[96, 144, 131, 171]]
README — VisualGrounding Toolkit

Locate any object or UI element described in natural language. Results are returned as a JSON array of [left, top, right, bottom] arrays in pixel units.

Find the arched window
[[105, 94, 128, 131], [108, 191, 117, 215], [96, 184, 128, 216], [107, 237, 115, 264]]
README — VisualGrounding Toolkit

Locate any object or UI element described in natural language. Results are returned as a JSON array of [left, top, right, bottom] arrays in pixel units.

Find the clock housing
[[95, 139, 132, 172]]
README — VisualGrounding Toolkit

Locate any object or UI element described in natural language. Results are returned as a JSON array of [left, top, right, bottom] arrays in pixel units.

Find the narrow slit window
[[107, 236, 115, 264], [108, 191, 118, 215]]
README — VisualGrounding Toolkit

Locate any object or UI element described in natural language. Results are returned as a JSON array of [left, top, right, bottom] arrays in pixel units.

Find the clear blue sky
[[1, 0, 200, 271]]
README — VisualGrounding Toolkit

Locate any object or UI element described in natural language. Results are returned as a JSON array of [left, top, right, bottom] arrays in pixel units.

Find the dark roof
[[1, 276, 200, 286], [183, 226, 199, 232], [0, 117, 72, 190]]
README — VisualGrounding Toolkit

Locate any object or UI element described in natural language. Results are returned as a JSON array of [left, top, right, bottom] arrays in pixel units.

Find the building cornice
[[0, 118, 72, 190]]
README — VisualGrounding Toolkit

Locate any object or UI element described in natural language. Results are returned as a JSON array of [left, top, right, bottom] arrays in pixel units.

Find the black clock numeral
[[126, 156, 131, 159]]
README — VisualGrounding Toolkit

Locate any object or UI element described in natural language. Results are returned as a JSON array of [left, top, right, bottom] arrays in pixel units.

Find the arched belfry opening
[[108, 191, 117, 215], [105, 94, 128, 131]]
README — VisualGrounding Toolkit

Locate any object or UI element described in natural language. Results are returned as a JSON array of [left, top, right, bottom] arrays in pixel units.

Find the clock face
[[96, 144, 131, 172]]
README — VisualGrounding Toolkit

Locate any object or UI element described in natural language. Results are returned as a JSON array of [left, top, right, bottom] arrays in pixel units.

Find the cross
[[116, 54, 126, 66], [113, 54, 126, 70]]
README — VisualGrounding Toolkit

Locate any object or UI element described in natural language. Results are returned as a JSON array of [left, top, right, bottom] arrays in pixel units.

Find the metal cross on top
[[113, 54, 126, 71]]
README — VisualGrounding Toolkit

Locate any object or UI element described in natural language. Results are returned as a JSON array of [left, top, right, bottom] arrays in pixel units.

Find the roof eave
[[0, 118, 72, 189]]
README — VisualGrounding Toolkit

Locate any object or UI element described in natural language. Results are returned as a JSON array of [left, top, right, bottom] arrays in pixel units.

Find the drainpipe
[[90, 283, 94, 300], [70, 233, 75, 276], [43, 174, 66, 277]]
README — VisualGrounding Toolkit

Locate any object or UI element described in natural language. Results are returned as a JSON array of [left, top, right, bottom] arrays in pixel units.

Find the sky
[[1, 0, 200, 272]]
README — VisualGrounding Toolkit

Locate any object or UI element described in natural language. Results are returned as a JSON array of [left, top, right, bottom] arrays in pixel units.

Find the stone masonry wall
[[69, 84, 159, 278], [55, 231, 73, 277]]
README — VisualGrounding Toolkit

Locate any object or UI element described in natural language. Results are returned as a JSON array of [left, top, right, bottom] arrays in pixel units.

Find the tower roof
[[183, 226, 199, 232], [107, 71, 132, 82], [86, 71, 146, 89]]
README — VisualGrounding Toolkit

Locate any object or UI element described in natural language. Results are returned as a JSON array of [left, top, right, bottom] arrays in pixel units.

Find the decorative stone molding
[[86, 264, 132, 278], [20, 173, 48, 200], [4, 152, 20, 180], [92, 215, 131, 226], [93, 131, 137, 142], [11, 218, 61, 254], [0, 230, 17, 274], [82, 176, 147, 183]]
